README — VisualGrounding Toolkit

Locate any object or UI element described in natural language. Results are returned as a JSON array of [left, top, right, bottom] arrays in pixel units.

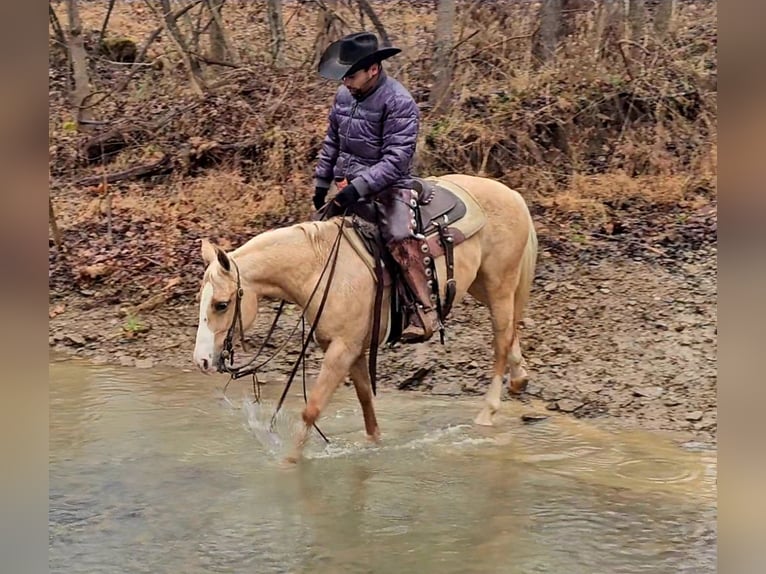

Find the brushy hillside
[[49, 0, 716, 305]]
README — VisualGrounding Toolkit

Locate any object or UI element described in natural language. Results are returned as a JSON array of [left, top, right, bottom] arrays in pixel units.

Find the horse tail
[[514, 211, 538, 324]]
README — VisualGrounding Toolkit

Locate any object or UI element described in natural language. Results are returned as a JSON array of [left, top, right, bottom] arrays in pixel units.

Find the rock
[[398, 367, 432, 390], [566, 303, 578, 311], [522, 317, 536, 328], [65, 333, 86, 347], [119, 356, 135, 367], [599, 287, 611, 294], [545, 401, 559, 411], [663, 398, 682, 407], [521, 413, 548, 424], [632, 386, 664, 399], [135, 358, 155, 369], [556, 399, 584, 413], [524, 382, 543, 397], [430, 381, 462, 396], [543, 282, 558, 292], [684, 410, 704, 422]]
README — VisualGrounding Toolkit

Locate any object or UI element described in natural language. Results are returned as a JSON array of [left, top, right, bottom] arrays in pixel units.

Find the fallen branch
[[75, 153, 172, 186]]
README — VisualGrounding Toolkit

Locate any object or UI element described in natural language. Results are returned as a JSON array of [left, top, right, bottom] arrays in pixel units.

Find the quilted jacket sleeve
[[314, 97, 340, 189], [349, 95, 419, 197]]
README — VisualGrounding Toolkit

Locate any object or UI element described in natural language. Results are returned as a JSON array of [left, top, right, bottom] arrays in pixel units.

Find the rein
[[217, 216, 348, 444]]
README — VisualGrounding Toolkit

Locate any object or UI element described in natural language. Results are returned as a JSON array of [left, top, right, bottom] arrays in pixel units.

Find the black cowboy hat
[[318, 32, 401, 81]]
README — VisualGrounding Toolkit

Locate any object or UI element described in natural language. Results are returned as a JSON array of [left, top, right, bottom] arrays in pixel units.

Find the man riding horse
[[312, 31, 440, 343]]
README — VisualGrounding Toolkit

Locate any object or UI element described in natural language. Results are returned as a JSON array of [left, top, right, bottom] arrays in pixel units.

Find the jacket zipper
[[342, 101, 358, 179]]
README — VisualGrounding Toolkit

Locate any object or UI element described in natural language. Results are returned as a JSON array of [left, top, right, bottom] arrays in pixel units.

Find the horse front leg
[[349, 354, 380, 443], [285, 339, 357, 463]]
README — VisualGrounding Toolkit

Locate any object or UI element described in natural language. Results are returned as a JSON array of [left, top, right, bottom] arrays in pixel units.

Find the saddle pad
[[340, 176, 487, 276]]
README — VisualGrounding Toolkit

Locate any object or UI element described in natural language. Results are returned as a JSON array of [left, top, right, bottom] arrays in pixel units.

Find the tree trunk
[[355, 0, 391, 47], [653, 0, 676, 38], [594, 0, 626, 61], [65, 0, 94, 127], [429, 0, 456, 115], [532, 0, 562, 63], [266, 0, 287, 68], [207, 0, 239, 64], [154, 0, 207, 96], [313, 0, 343, 66], [628, 0, 646, 59]]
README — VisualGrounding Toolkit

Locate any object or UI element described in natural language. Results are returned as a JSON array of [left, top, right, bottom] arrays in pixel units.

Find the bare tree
[[653, 0, 677, 38], [98, 0, 117, 45], [266, 0, 287, 68], [65, 0, 94, 126], [594, 0, 626, 61], [429, 0, 456, 115], [207, 0, 240, 65], [355, 0, 391, 47], [149, 0, 207, 96], [532, 0, 563, 63], [628, 0, 646, 58], [313, 0, 344, 65]]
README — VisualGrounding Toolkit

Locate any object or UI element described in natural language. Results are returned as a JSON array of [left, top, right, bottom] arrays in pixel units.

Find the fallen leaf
[[77, 264, 114, 279], [165, 277, 182, 290], [49, 304, 66, 318]]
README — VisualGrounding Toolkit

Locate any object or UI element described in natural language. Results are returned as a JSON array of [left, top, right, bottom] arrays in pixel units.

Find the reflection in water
[[50, 360, 716, 574]]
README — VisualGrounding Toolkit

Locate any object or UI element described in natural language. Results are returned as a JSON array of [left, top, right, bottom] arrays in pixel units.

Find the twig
[[115, 0, 204, 93], [146, 0, 207, 97], [457, 33, 533, 63], [450, 30, 480, 55], [98, 0, 117, 46], [48, 2, 66, 47], [189, 50, 240, 68]]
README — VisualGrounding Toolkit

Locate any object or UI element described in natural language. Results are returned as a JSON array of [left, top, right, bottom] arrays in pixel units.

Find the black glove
[[313, 186, 329, 210], [333, 182, 360, 209]]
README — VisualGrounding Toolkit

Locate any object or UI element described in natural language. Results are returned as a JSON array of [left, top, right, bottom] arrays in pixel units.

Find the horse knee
[[302, 404, 320, 426]]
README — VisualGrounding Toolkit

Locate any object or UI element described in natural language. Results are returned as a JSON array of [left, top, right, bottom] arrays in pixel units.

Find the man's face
[[343, 63, 380, 97]]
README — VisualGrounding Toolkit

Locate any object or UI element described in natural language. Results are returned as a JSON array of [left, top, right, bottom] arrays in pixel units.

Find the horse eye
[[213, 301, 229, 312]]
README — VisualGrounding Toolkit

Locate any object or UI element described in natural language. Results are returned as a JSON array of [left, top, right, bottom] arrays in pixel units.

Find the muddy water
[[49, 358, 716, 574]]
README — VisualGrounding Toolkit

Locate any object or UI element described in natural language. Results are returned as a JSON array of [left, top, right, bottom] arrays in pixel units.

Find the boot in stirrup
[[388, 237, 442, 343]]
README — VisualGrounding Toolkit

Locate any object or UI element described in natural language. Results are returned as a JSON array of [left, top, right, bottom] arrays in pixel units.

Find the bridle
[[210, 217, 348, 442]]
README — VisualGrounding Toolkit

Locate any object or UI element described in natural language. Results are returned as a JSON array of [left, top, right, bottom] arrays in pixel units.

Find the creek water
[[50, 358, 716, 573]]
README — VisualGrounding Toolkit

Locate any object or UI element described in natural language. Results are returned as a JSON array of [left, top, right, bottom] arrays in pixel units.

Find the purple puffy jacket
[[314, 71, 420, 198]]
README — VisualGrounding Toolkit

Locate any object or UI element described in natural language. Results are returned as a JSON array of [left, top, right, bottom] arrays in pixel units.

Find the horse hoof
[[366, 432, 381, 444], [474, 410, 494, 427], [279, 456, 300, 469], [509, 376, 529, 395]]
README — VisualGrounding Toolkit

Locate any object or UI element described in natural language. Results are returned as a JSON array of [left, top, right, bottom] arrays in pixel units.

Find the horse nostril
[[202, 358, 209, 370]]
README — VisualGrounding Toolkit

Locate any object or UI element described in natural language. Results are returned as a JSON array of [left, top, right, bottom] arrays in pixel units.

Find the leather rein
[[215, 218, 348, 443]]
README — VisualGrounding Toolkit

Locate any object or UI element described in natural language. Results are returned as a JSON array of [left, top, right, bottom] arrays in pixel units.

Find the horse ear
[[201, 239, 217, 266], [216, 247, 231, 272]]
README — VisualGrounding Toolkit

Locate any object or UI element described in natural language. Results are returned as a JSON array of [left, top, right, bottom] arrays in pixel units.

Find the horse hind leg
[[348, 354, 381, 443], [508, 330, 529, 394], [474, 290, 515, 427]]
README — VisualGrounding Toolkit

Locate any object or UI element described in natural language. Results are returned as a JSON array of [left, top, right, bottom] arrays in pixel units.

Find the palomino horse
[[193, 174, 538, 461]]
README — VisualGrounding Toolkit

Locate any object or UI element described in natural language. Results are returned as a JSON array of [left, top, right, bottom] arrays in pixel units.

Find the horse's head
[[193, 239, 258, 373]]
